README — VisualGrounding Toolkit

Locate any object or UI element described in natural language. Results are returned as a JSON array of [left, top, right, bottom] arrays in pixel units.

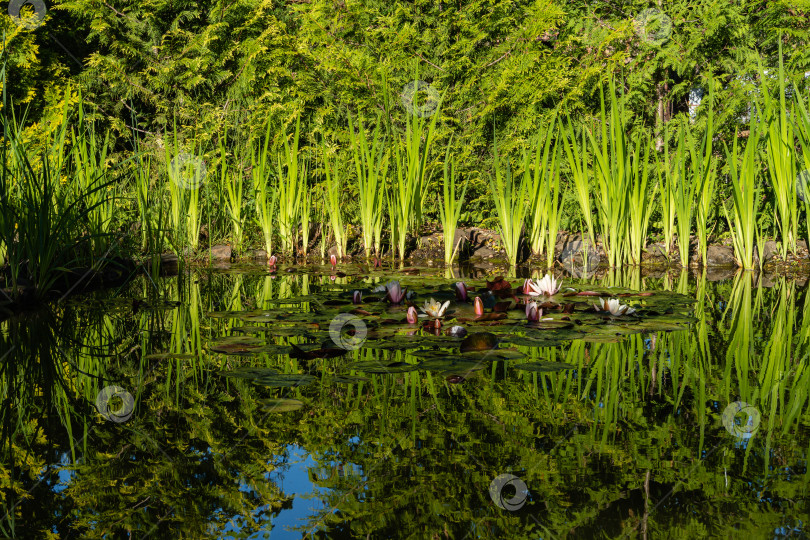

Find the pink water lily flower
[[474, 296, 484, 316], [525, 301, 542, 322], [455, 282, 469, 301], [524, 274, 561, 296], [406, 306, 418, 324], [385, 281, 407, 304], [352, 290, 362, 304]]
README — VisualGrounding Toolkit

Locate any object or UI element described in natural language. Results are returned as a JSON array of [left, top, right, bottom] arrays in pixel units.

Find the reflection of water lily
[[406, 306, 418, 324], [383, 281, 407, 304], [524, 274, 561, 296], [474, 296, 484, 316], [595, 298, 636, 316], [525, 301, 542, 322], [455, 282, 469, 301], [421, 298, 450, 318], [352, 290, 362, 304]]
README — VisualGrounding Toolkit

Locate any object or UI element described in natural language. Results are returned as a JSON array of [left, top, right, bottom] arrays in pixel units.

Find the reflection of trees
[[0, 270, 809, 538]]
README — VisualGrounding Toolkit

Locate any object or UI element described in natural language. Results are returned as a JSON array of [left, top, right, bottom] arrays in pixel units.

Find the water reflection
[[1, 266, 809, 538]]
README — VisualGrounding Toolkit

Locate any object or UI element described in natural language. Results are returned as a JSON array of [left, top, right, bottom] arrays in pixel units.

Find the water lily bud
[[268, 255, 277, 267], [330, 254, 337, 266], [406, 306, 418, 324], [474, 297, 484, 316], [352, 290, 362, 304]]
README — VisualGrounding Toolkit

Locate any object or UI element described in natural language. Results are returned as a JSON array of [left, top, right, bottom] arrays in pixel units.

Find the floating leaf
[[253, 373, 316, 387], [260, 398, 305, 412], [346, 361, 419, 373], [513, 362, 576, 372], [460, 333, 498, 352]]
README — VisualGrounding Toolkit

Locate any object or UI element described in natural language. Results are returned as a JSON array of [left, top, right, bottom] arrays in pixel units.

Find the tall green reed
[[693, 78, 717, 267], [586, 81, 631, 268], [349, 115, 389, 259], [276, 113, 306, 257], [760, 41, 798, 259], [321, 140, 347, 259], [218, 129, 245, 252], [525, 114, 562, 267], [489, 135, 527, 268], [723, 118, 763, 270], [252, 120, 278, 258], [563, 119, 595, 247], [388, 83, 443, 260], [165, 120, 205, 253], [438, 141, 467, 264], [71, 102, 116, 256]]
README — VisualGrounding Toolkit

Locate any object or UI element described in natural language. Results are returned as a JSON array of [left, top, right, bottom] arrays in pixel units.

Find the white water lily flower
[[421, 298, 450, 318], [524, 274, 562, 296], [595, 298, 636, 316]]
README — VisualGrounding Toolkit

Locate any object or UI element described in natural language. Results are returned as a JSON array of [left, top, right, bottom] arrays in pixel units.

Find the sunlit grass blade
[[321, 139, 347, 259], [489, 133, 526, 268], [348, 114, 389, 258], [525, 113, 561, 267], [252, 119, 278, 259], [438, 139, 467, 264]]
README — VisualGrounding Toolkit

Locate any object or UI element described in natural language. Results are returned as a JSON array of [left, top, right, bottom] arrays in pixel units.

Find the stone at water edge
[[208, 244, 232, 261], [705, 245, 736, 267]]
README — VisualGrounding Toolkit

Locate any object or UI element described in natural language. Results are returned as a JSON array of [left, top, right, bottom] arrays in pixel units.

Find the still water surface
[[1, 264, 808, 538]]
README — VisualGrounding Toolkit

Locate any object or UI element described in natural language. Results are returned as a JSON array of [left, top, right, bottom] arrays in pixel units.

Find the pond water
[[1, 263, 809, 538]]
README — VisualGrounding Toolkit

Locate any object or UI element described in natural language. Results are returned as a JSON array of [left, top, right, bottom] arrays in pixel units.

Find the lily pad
[[513, 362, 577, 372], [259, 398, 305, 413], [346, 360, 420, 374], [222, 367, 280, 379], [253, 373, 316, 387]]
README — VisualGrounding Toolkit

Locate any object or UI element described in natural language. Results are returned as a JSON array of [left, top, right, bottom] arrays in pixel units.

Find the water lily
[[352, 290, 362, 304], [421, 298, 450, 318], [454, 282, 469, 301], [595, 298, 636, 316], [406, 306, 418, 324], [330, 254, 337, 266], [474, 296, 484, 316], [384, 281, 407, 304], [524, 274, 562, 296], [268, 255, 277, 267], [525, 301, 542, 322]]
